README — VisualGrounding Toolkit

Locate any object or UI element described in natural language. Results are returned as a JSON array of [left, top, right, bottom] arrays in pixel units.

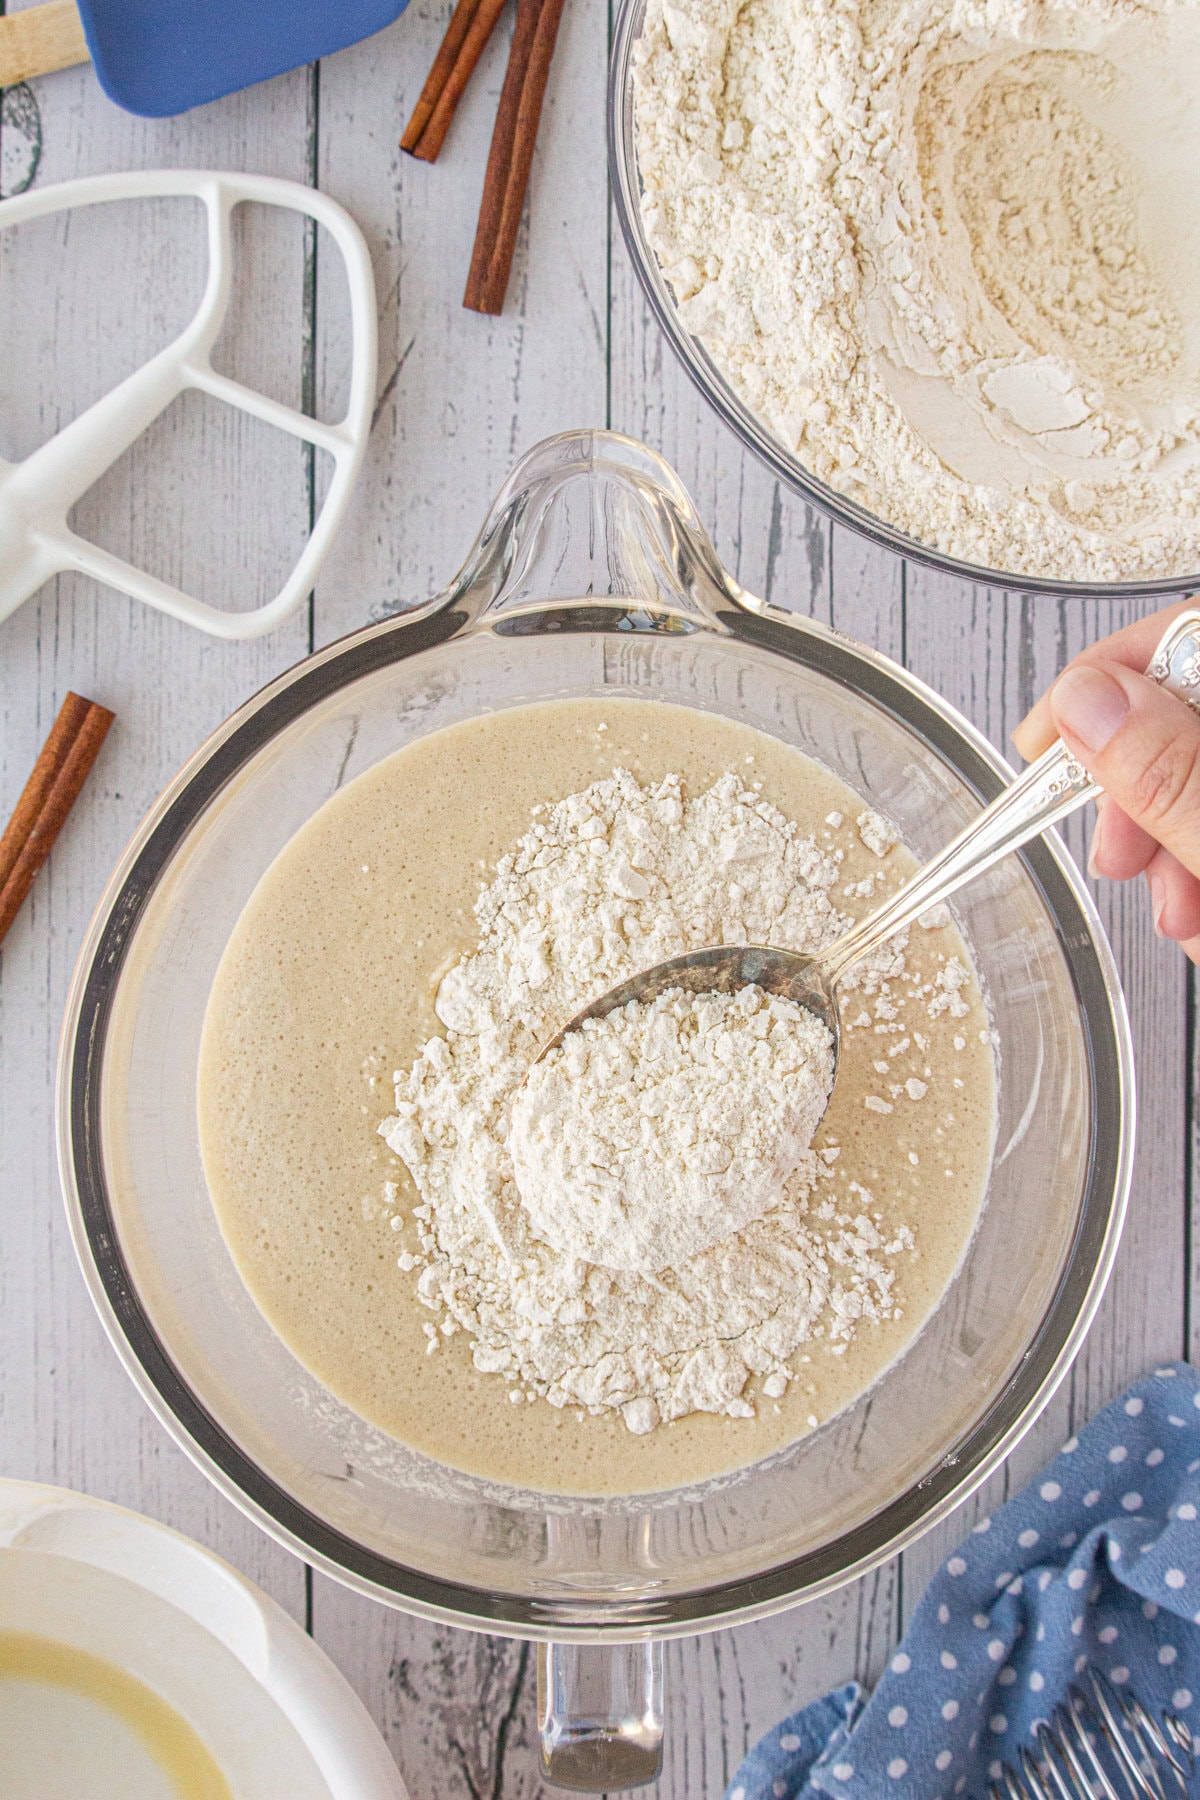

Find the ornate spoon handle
[[821, 607, 1200, 985]]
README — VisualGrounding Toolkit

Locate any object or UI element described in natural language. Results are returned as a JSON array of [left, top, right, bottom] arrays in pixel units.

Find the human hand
[[1012, 600, 1200, 962]]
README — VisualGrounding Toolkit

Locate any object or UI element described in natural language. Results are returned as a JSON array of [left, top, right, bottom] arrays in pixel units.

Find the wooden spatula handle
[[0, 0, 89, 86]]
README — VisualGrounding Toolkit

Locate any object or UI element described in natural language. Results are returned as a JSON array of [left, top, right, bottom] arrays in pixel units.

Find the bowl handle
[[443, 428, 742, 627], [538, 1638, 664, 1791]]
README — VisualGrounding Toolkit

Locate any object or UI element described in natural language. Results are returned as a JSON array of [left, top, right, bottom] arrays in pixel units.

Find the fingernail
[[1050, 666, 1130, 754], [1087, 810, 1104, 878], [1149, 872, 1167, 938]]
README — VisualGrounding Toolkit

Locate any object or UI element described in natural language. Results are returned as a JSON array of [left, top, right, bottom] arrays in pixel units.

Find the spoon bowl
[[535, 942, 839, 1064]]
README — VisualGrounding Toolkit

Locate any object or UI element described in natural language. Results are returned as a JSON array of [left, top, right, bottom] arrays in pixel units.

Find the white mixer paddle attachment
[[0, 169, 377, 640]]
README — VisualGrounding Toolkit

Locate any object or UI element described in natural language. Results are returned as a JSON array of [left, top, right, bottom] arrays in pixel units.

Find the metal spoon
[[535, 607, 1200, 1075]]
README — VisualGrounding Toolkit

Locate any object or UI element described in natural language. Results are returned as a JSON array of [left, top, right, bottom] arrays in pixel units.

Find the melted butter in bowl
[[198, 697, 996, 1497], [0, 1631, 230, 1800]]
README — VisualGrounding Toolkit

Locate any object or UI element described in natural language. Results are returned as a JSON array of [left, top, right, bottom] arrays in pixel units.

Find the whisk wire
[[1037, 1704, 1111, 1800], [984, 1667, 1194, 1800], [1068, 1682, 1131, 1800], [1090, 1673, 1168, 1800]]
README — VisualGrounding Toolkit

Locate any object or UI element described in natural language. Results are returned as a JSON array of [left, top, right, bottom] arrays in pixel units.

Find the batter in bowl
[[198, 699, 996, 1495]]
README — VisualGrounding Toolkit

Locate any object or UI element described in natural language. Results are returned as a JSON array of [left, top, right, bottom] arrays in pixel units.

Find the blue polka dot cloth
[[726, 1364, 1200, 1800]]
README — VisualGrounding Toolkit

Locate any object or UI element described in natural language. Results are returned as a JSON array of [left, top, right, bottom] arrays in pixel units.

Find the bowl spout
[[446, 427, 741, 628]]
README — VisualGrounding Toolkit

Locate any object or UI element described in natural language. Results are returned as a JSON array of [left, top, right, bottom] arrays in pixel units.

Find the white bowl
[[0, 1478, 407, 1800]]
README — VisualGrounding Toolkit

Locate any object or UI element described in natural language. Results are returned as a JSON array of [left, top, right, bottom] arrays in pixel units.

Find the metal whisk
[[986, 1667, 1195, 1800]]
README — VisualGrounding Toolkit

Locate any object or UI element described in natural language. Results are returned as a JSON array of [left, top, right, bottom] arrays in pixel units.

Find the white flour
[[381, 769, 915, 1433], [510, 985, 834, 1272], [633, 0, 1200, 582]]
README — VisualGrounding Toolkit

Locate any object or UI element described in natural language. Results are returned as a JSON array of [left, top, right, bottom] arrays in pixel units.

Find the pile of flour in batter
[[381, 769, 915, 1434], [633, 0, 1200, 582], [510, 985, 835, 1271]]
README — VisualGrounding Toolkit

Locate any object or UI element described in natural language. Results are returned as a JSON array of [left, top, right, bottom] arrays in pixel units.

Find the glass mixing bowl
[[58, 430, 1133, 1788], [608, 0, 1200, 602]]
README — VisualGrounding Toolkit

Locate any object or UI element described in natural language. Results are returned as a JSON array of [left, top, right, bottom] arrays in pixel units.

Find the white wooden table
[[0, 8, 1193, 1796]]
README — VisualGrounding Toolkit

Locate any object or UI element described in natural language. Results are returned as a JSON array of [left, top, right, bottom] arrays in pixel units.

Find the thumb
[[1050, 660, 1200, 878]]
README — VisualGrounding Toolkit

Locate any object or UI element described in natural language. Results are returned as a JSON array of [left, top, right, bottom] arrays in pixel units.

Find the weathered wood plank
[[307, 7, 634, 1789], [0, 56, 318, 1611], [607, 207, 833, 631], [310, 1571, 897, 1800], [311, 0, 612, 638], [897, 577, 1190, 1617], [599, 186, 910, 1800]]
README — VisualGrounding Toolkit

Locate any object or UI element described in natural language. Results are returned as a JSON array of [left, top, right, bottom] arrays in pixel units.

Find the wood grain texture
[[311, 2, 610, 632], [309, 1569, 899, 1800], [896, 578, 1192, 1620], [0, 54, 318, 1614], [0, 7, 1192, 1797]]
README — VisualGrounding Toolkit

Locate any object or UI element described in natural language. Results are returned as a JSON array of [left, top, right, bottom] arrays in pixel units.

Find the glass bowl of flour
[[611, 0, 1200, 595], [59, 432, 1130, 1731]]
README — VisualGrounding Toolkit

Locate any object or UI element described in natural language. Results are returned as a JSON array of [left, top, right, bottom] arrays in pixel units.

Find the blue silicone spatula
[[0, 0, 410, 116]]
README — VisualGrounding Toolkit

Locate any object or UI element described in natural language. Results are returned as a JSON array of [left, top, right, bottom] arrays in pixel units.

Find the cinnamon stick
[[463, 0, 567, 316], [0, 691, 114, 945], [401, 0, 508, 163]]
